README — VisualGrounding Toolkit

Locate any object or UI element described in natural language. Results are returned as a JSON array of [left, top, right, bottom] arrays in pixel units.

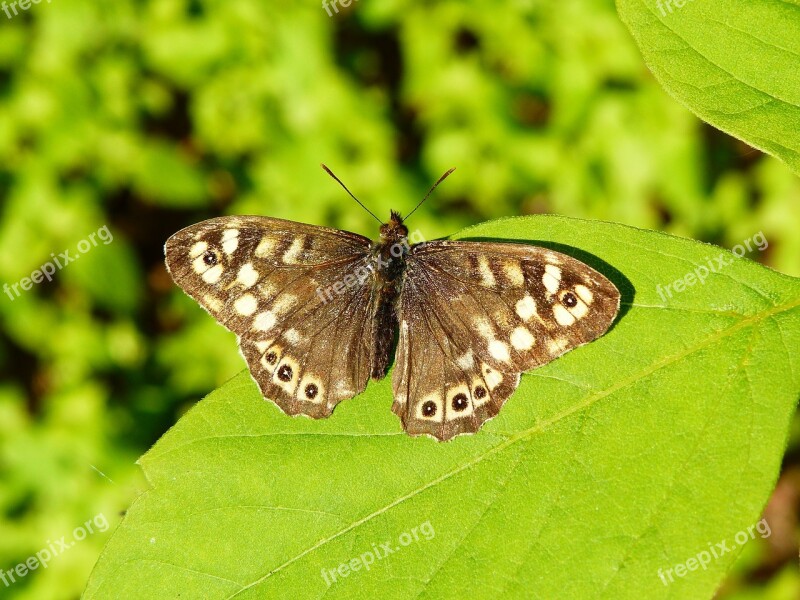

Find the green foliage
[[617, 0, 800, 174], [85, 217, 800, 599]]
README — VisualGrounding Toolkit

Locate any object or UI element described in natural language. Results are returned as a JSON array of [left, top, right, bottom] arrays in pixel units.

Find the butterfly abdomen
[[368, 213, 410, 379], [369, 284, 399, 380]]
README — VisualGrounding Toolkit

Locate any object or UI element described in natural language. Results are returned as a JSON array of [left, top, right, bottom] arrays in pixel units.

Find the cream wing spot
[[482, 365, 503, 391], [456, 350, 475, 370], [548, 337, 569, 354], [510, 326, 535, 351], [574, 284, 594, 305], [542, 264, 561, 295], [234, 293, 258, 316], [201, 264, 224, 284], [545, 264, 562, 279], [221, 229, 240, 255], [516, 295, 537, 321], [237, 263, 259, 288], [272, 294, 298, 315], [189, 241, 208, 259], [545, 252, 562, 265], [283, 237, 304, 264], [488, 339, 511, 362], [567, 298, 589, 320], [474, 317, 494, 338], [503, 262, 525, 286], [255, 237, 277, 258], [553, 304, 576, 326], [192, 255, 210, 274], [253, 310, 277, 332], [222, 238, 239, 255], [258, 280, 278, 300], [284, 328, 302, 345], [203, 295, 223, 312], [478, 256, 496, 287]]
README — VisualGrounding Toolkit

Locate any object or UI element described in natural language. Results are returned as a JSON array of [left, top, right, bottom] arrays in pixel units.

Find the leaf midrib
[[223, 294, 800, 597]]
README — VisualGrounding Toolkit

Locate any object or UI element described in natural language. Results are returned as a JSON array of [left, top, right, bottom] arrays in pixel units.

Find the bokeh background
[[0, 1, 798, 598]]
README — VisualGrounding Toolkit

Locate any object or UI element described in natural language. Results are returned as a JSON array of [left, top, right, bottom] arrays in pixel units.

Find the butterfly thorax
[[368, 211, 410, 380], [372, 210, 410, 282]]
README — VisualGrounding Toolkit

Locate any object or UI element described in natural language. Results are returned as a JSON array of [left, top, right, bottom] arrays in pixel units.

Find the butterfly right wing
[[165, 216, 378, 418], [392, 240, 620, 440]]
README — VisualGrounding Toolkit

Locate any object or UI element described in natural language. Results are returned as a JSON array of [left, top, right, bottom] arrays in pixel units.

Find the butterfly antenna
[[321, 163, 382, 224], [404, 167, 456, 222]]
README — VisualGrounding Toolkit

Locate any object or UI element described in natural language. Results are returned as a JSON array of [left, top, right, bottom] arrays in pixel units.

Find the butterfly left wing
[[165, 215, 378, 418], [393, 240, 620, 440]]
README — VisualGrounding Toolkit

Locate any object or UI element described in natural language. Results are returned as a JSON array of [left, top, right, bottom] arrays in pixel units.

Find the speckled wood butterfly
[[164, 168, 620, 440]]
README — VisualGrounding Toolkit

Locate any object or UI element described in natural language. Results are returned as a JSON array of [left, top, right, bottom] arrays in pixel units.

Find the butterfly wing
[[165, 216, 378, 418], [393, 240, 620, 440]]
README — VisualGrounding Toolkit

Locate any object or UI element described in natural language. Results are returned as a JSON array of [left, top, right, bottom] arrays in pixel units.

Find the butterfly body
[[165, 212, 620, 441], [366, 210, 410, 379]]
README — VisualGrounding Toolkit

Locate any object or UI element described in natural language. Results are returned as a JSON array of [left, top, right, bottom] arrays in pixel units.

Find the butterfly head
[[379, 210, 409, 243]]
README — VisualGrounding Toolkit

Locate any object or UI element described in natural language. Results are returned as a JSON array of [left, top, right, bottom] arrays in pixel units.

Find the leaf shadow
[[456, 236, 635, 328]]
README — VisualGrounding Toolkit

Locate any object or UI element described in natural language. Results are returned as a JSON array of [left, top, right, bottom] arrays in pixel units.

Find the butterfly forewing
[[164, 216, 378, 418], [392, 240, 620, 440]]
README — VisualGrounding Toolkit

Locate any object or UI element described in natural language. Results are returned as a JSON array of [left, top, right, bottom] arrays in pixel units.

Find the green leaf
[[616, 0, 800, 174], [85, 216, 800, 599]]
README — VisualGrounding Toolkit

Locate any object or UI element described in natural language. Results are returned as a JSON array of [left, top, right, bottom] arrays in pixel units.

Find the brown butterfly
[[164, 167, 620, 441]]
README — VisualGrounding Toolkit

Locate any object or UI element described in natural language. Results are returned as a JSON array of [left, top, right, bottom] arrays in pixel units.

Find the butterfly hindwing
[[164, 216, 378, 418], [392, 240, 620, 440], [392, 307, 521, 440]]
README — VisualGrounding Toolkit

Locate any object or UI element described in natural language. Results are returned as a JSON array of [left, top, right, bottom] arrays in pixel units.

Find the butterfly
[[164, 167, 620, 441]]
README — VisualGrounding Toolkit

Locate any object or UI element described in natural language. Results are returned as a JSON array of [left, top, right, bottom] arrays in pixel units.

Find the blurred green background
[[0, 1, 798, 598]]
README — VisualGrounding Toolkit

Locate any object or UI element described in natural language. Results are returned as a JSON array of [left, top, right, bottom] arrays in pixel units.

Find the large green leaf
[[85, 216, 800, 599], [616, 0, 800, 174]]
